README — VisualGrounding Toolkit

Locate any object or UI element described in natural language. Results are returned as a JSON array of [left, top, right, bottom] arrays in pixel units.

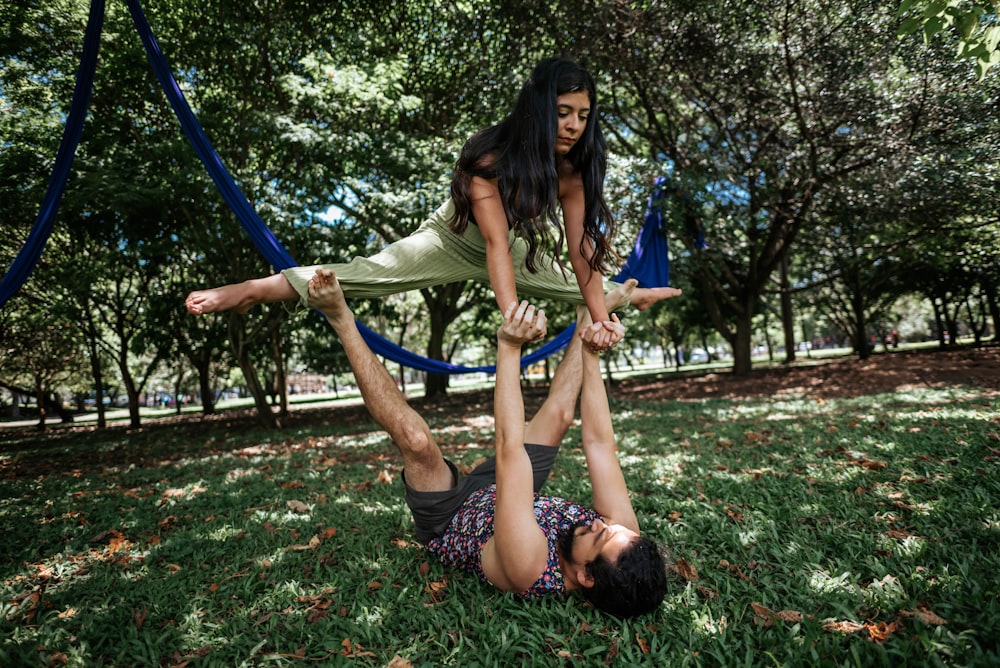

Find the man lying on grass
[[307, 268, 670, 617]]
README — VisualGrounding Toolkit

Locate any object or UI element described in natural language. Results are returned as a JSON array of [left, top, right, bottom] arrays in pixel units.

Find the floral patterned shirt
[[425, 484, 599, 599]]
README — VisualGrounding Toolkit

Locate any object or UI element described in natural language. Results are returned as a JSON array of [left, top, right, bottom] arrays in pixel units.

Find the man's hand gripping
[[498, 300, 548, 350]]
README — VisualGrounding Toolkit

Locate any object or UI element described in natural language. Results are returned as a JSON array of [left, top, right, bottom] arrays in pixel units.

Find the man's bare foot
[[630, 286, 683, 311], [605, 278, 638, 312], [307, 269, 351, 325], [185, 284, 255, 315]]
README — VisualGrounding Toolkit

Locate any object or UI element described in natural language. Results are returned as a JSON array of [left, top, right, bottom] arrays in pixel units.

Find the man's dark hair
[[580, 536, 668, 618]]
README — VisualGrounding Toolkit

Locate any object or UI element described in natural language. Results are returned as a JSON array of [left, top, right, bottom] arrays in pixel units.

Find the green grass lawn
[[1, 383, 998, 666]]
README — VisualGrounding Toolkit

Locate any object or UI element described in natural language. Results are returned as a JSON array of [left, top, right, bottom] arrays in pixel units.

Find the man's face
[[559, 518, 638, 568]]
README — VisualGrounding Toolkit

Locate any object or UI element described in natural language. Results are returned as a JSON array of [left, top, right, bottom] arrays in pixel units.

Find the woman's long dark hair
[[449, 58, 616, 275]]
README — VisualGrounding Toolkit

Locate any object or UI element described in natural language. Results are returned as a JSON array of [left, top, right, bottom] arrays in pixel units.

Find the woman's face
[[554, 91, 590, 157]]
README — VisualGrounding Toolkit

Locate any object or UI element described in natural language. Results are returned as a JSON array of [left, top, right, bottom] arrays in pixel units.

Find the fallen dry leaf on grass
[[286, 534, 321, 551], [864, 620, 902, 642], [340, 638, 375, 658], [751, 602, 803, 628], [901, 606, 947, 626], [718, 559, 754, 582], [673, 557, 699, 581], [424, 575, 449, 605], [823, 619, 866, 634], [285, 499, 309, 513]]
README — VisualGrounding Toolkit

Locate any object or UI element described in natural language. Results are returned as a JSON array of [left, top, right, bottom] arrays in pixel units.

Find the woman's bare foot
[[630, 286, 682, 311], [185, 284, 256, 315], [605, 279, 638, 312], [185, 273, 299, 315]]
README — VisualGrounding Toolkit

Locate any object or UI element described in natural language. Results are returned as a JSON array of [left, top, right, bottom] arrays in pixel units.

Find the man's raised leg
[[307, 269, 454, 492]]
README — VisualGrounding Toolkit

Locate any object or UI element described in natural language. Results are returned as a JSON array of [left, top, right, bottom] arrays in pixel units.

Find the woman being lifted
[[185, 58, 680, 350]]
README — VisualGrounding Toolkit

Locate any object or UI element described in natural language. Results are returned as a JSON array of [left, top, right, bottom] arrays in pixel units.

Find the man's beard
[[557, 521, 588, 565]]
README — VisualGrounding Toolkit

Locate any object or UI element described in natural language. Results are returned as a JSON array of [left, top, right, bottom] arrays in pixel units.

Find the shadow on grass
[[2, 386, 998, 666]]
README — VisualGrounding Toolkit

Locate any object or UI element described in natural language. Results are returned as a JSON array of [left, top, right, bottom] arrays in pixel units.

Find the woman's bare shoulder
[[558, 162, 584, 199]]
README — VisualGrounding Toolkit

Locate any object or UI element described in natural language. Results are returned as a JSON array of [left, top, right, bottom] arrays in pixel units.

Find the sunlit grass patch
[[1, 386, 998, 666]]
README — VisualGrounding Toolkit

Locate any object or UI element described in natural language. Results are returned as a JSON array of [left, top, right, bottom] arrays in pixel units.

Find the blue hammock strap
[[0, 0, 105, 309], [123, 0, 297, 271], [355, 319, 577, 374]]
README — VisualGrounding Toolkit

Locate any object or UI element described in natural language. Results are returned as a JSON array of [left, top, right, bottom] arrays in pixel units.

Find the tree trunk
[[172, 369, 187, 416], [194, 354, 216, 414], [34, 377, 47, 432], [272, 328, 289, 418], [114, 337, 142, 429], [851, 285, 870, 360], [424, 305, 451, 399], [122, 372, 142, 429], [84, 308, 107, 428], [228, 315, 279, 428], [420, 282, 469, 399], [932, 298, 946, 347], [966, 295, 986, 346], [780, 256, 796, 364], [943, 297, 960, 345], [983, 279, 1000, 341], [731, 312, 754, 374]]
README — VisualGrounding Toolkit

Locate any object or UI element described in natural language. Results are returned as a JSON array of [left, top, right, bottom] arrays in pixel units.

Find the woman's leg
[[509, 241, 681, 310], [630, 285, 683, 310], [188, 200, 477, 315], [185, 273, 298, 315]]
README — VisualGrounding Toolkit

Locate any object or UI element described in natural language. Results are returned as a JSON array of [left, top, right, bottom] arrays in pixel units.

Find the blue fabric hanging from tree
[[0, 0, 104, 308], [613, 175, 707, 290], [614, 176, 672, 288], [0, 0, 575, 374]]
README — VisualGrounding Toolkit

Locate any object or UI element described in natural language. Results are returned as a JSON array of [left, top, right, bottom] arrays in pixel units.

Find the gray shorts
[[403, 443, 560, 544]]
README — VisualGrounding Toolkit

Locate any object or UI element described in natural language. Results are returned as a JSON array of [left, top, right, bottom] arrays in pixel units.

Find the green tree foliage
[[2, 0, 998, 425], [898, 0, 1000, 79]]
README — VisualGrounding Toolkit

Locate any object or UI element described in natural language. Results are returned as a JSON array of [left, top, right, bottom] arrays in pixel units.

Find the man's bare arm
[[579, 318, 640, 532], [480, 302, 551, 592]]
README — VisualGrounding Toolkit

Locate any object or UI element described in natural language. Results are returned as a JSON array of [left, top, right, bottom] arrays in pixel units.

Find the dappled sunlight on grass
[[205, 525, 242, 542], [353, 606, 386, 627], [224, 467, 261, 483], [807, 570, 856, 596], [1, 382, 998, 666], [358, 501, 407, 515], [879, 535, 927, 559], [250, 509, 315, 523], [688, 606, 728, 638]]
